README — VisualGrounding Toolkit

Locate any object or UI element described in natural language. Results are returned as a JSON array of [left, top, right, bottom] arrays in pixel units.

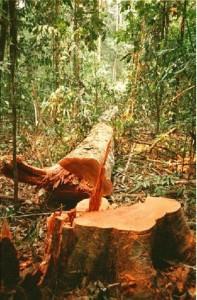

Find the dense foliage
[[0, 0, 195, 161], [119, 0, 195, 136]]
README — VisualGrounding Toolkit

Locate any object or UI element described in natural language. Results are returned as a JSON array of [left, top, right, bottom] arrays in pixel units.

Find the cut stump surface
[[75, 196, 180, 232]]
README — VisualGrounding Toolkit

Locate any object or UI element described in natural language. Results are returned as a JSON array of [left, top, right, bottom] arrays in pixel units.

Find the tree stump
[[44, 197, 195, 299], [1, 122, 114, 207]]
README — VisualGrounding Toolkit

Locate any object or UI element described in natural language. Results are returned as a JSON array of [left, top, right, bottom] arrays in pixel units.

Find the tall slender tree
[[0, 0, 9, 104], [9, 0, 18, 200]]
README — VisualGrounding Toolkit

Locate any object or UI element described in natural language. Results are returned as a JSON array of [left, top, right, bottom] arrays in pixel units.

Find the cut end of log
[[58, 157, 113, 196]]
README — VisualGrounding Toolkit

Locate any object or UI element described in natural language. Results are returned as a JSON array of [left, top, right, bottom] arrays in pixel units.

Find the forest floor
[[0, 129, 196, 299]]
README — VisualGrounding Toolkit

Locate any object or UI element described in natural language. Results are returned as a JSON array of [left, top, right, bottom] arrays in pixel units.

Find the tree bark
[[42, 197, 195, 299]]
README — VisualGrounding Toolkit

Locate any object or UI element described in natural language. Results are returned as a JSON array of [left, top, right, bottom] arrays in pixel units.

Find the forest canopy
[[0, 0, 195, 154]]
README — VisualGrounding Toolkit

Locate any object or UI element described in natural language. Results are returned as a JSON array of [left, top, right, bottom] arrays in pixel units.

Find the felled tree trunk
[[1, 122, 114, 207], [44, 197, 195, 299]]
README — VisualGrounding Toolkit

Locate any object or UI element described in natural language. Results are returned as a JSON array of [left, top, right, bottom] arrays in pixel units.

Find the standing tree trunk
[[53, 0, 60, 89], [8, 0, 18, 201], [72, 0, 81, 118], [180, 0, 187, 43], [97, 0, 103, 63], [112, 0, 120, 83], [73, 0, 80, 83], [0, 0, 9, 104]]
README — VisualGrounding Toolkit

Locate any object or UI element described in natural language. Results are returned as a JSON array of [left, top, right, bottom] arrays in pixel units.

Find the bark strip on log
[[45, 197, 195, 298], [1, 123, 114, 206]]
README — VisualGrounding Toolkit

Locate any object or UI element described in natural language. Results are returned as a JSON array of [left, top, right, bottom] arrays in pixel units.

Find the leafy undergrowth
[[0, 130, 196, 299]]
